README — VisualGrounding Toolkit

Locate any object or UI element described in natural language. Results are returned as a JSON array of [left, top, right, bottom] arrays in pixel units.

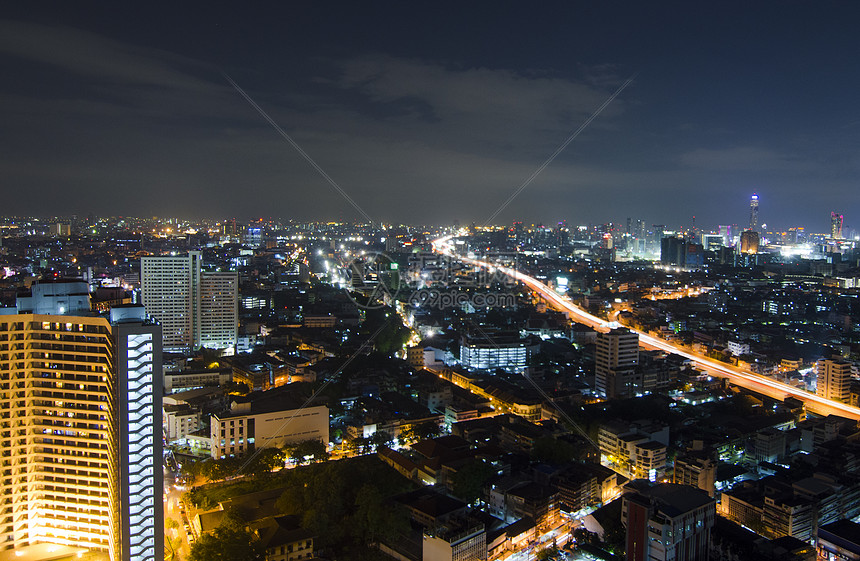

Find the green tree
[[573, 527, 599, 545], [352, 485, 385, 542], [601, 520, 626, 555], [188, 526, 265, 561], [164, 535, 183, 561], [346, 436, 370, 455], [352, 484, 408, 543], [246, 447, 285, 476], [451, 459, 495, 504], [369, 430, 393, 450], [400, 421, 441, 445], [531, 436, 577, 465], [536, 545, 561, 560], [287, 439, 329, 464]]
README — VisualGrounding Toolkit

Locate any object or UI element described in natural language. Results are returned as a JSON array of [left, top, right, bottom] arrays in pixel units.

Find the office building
[[816, 359, 851, 403], [109, 305, 163, 561], [598, 422, 668, 481], [718, 225, 733, 247], [199, 272, 240, 350], [459, 332, 534, 373], [141, 252, 238, 352], [831, 212, 844, 240], [740, 230, 760, 254], [0, 281, 162, 561], [423, 518, 486, 561], [623, 483, 715, 561], [595, 327, 640, 398], [660, 236, 704, 269]]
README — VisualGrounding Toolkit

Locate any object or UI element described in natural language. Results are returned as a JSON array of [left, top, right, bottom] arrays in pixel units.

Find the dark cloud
[[1, 3, 859, 232]]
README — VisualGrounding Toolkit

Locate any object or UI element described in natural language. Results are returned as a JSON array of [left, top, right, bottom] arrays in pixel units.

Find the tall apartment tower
[[817, 359, 851, 403], [200, 272, 240, 350], [141, 251, 201, 351], [595, 327, 640, 398], [141, 252, 238, 352], [109, 305, 163, 561], [831, 212, 844, 239], [749, 193, 759, 230], [0, 281, 162, 561]]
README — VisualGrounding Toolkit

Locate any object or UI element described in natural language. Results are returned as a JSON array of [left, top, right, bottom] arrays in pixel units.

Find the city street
[[164, 465, 193, 560]]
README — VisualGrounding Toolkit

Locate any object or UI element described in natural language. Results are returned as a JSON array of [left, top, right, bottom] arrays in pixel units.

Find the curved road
[[433, 236, 860, 420]]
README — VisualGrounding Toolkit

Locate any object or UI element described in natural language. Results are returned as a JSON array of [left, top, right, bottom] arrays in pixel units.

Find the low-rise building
[[423, 517, 487, 561], [164, 367, 232, 393], [209, 385, 328, 459], [599, 421, 669, 481], [254, 515, 315, 561], [817, 519, 860, 561], [164, 404, 202, 442], [674, 448, 718, 498]]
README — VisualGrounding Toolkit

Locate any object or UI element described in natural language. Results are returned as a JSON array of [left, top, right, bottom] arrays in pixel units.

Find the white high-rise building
[[816, 359, 851, 403], [141, 251, 201, 351], [595, 327, 640, 398], [0, 281, 162, 561], [110, 305, 163, 561], [200, 271, 239, 350], [141, 252, 238, 352]]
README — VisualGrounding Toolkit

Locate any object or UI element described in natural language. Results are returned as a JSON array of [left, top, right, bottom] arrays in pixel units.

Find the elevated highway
[[433, 236, 860, 420]]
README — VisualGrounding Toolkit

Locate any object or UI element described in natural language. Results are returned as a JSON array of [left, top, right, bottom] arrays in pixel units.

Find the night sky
[[2, 2, 860, 231]]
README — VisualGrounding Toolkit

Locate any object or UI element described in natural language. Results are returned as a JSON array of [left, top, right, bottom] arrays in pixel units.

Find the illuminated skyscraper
[[749, 193, 759, 230], [718, 225, 733, 247], [0, 282, 162, 561], [831, 212, 843, 239], [740, 230, 760, 254]]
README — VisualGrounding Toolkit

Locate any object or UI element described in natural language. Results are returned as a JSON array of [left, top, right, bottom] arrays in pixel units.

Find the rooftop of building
[[219, 383, 321, 418], [395, 488, 468, 520], [633, 483, 714, 518], [819, 519, 860, 550], [254, 515, 314, 550]]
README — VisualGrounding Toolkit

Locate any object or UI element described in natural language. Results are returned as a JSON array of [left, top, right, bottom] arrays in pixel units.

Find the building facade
[[623, 483, 715, 561], [209, 387, 329, 459], [459, 333, 533, 373], [141, 251, 201, 351], [199, 271, 239, 350], [816, 359, 851, 403], [0, 283, 162, 561], [595, 327, 640, 398], [109, 306, 163, 561]]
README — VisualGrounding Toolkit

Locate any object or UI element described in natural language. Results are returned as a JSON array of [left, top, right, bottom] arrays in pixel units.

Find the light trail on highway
[[433, 235, 860, 421]]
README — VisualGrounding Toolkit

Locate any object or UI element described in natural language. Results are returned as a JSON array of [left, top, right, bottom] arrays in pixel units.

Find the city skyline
[[1, 3, 860, 230]]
